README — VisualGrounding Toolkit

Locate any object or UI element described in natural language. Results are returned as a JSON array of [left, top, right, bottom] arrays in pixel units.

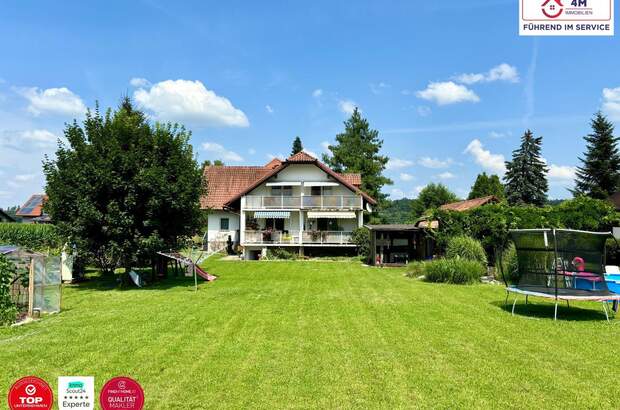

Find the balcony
[[245, 195, 360, 210], [243, 230, 353, 245]]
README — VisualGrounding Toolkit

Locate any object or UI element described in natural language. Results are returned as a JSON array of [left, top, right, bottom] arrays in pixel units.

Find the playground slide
[[129, 270, 143, 287], [195, 265, 217, 282]]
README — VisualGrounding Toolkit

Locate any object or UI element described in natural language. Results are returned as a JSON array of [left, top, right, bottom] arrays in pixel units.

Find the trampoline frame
[[500, 228, 620, 322]]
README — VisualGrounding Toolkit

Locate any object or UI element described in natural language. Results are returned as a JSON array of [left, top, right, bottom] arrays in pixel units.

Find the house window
[[271, 186, 292, 196], [220, 218, 230, 230], [323, 186, 333, 196], [311, 186, 321, 196], [265, 218, 285, 231], [317, 218, 340, 231]]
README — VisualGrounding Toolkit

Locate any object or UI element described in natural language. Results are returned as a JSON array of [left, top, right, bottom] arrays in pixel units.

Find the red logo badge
[[99, 377, 144, 410], [541, 0, 564, 18], [7, 376, 53, 410]]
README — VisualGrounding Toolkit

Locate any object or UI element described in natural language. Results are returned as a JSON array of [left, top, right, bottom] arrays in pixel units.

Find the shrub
[[445, 235, 487, 266], [0, 253, 17, 326], [351, 227, 371, 261], [494, 243, 519, 284], [405, 261, 426, 278], [265, 248, 297, 260], [423, 258, 485, 284], [0, 223, 61, 251]]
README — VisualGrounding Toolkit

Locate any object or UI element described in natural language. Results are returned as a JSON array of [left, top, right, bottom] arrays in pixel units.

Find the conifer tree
[[323, 108, 392, 202], [504, 130, 548, 206], [574, 112, 620, 199], [291, 136, 303, 156]]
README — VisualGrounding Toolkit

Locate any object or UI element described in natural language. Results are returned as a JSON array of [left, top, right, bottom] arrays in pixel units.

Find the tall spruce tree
[[574, 112, 620, 199], [504, 130, 549, 206], [323, 108, 392, 203], [291, 136, 303, 156], [468, 172, 505, 200]]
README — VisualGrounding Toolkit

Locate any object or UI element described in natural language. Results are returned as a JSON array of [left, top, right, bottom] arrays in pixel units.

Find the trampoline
[[501, 229, 620, 321]]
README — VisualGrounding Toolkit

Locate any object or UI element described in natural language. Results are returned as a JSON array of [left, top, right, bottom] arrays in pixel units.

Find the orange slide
[[195, 265, 217, 282]]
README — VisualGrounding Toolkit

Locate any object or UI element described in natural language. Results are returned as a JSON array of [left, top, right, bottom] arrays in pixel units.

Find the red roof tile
[[338, 173, 361, 187], [264, 158, 283, 169], [16, 194, 48, 217], [440, 195, 500, 212], [287, 151, 317, 162], [201, 166, 273, 210]]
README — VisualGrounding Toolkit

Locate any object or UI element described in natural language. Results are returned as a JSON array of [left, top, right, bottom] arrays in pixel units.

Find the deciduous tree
[[43, 98, 204, 277]]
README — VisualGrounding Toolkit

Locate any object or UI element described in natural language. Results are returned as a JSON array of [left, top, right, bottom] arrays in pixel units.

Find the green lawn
[[1, 257, 619, 409]]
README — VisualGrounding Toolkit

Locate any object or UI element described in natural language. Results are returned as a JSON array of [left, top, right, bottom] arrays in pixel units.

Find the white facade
[[206, 210, 240, 253], [206, 161, 372, 259]]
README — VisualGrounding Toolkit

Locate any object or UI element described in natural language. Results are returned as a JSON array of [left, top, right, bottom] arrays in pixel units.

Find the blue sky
[[1, 0, 619, 208]]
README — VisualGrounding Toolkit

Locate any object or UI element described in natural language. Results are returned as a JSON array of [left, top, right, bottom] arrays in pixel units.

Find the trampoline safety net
[[510, 229, 612, 298]]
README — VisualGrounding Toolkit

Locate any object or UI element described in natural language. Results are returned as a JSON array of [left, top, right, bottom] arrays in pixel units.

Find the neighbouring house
[[366, 224, 434, 266], [201, 151, 376, 259], [439, 195, 500, 212], [0, 208, 15, 222], [15, 194, 51, 223], [608, 192, 620, 211]]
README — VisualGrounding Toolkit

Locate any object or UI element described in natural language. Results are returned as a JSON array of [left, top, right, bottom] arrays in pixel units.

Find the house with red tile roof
[[16, 194, 51, 223], [201, 151, 375, 259]]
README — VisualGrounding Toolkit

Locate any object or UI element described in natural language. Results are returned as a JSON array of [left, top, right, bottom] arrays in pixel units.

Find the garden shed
[[366, 224, 434, 266]]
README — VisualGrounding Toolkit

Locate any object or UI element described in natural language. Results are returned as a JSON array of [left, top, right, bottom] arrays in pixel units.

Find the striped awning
[[253, 211, 291, 219], [307, 211, 356, 219]]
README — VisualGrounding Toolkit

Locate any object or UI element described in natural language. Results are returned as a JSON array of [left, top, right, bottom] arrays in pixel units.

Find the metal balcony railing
[[245, 195, 360, 209]]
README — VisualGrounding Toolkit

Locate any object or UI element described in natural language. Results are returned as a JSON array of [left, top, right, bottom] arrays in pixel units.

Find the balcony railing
[[243, 230, 353, 245], [302, 231, 353, 244], [245, 195, 360, 209], [244, 230, 301, 244]]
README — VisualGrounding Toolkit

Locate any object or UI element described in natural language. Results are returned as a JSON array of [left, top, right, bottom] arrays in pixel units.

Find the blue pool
[[605, 273, 620, 294]]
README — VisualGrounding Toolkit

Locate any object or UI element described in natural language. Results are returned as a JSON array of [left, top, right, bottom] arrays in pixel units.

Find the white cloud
[[419, 157, 452, 169], [265, 104, 274, 114], [312, 89, 323, 98], [338, 99, 358, 115], [202, 142, 243, 162], [321, 141, 330, 152], [267, 153, 285, 160], [489, 131, 511, 139], [400, 173, 414, 181], [415, 185, 426, 195], [134, 79, 249, 127], [547, 164, 576, 182], [454, 63, 520, 85], [416, 81, 480, 105], [602, 87, 620, 121], [464, 139, 506, 175], [437, 172, 455, 179], [417, 106, 432, 117], [304, 149, 319, 158], [390, 188, 405, 200], [0, 129, 59, 150], [387, 158, 414, 170], [129, 77, 151, 87], [14, 174, 37, 182], [370, 82, 390, 94], [16, 87, 86, 117]]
